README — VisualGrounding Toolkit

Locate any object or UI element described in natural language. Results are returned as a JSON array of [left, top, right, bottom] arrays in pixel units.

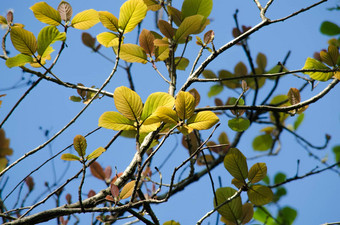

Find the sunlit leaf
[[152, 106, 178, 124], [168, 6, 182, 27], [228, 117, 250, 132], [294, 113, 304, 130], [58, 1, 73, 22], [287, 87, 300, 106], [6, 54, 33, 68], [175, 57, 189, 70], [143, 0, 162, 11], [10, 27, 37, 55], [71, 9, 99, 30], [187, 111, 219, 130], [155, 45, 169, 61], [240, 203, 254, 224], [0, 15, 7, 25], [208, 84, 223, 97], [333, 145, 340, 167], [98, 11, 119, 32], [87, 147, 106, 160], [320, 45, 339, 67], [139, 29, 155, 55], [252, 134, 273, 151], [37, 25, 66, 56], [181, 0, 213, 19], [118, 0, 147, 33], [90, 161, 106, 180], [224, 148, 248, 181], [163, 221, 180, 225], [61, 153, 80, 161], [248, 163, 267, 183], [73, 135, 87, 157], [120, 180, 136, 199], [248, 184, 273, 205], [119, 44, 148, 63], [214, 187, 242, 222], [96, 32, 119, 47], [158, 20, 175, 39], [141, 92, 175, 121], [320, 21, 340, 36], [174, 15, 204, 43], [30, 2, 61, 26], [175, 91, 196, 120], [302, 57, 333, 81], [114, 86, 143, 121], [98, 111, 135, 130]]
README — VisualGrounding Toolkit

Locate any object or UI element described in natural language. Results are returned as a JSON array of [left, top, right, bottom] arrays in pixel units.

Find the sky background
[[1, 0, 340, 224]]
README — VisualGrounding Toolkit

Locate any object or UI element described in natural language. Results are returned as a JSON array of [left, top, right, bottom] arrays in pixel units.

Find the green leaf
[[187, 111, 219, 130], [163, 221, 180, 225], [247, 184, 273, 205], [320, 21, 340, 36], [118, 0, 147, 33], [120, 180, 136, 199], [37, 26, 66, 56], [228, 117, 250, 132], [202, 69, 217, 78], [252, 134, 273, 151], [6, 54, 33, 68], [174, 15, 205, 43], [181, 0, 213, 19], [214, 187, 242, 222], [248, 163, 267, 184], [30, 2, 61, 26], [274, 172, 286, 184], [277, 207, 297, 225], [253, 207, 270, 223], [98, 111, 135, 130], [69, 96, 82, 102], [293, 113, 304, 130], [114, 86, 143, 121], [71, 9, 99, 30], [224, 148, 248, 182], [256, 52, 267, 72], [302, 57, 333, 81], [98, 11, 119, 32], [61, 153, 80, 161], [141, 92, 175, 121], [175, 91, 196, 120], [58, 1, 73, 22], [208, 84, 223, 97], [73, 135, 87, 157], [10, 27, 37, 55], [119, 44, 148, 63], [332, 145, 340, 167], [96, 32, 119, 47], [175, 57, 189, 70], [274, 187, 287, 202], [87, 147, 106, 160], [219, 70, 240, 89]]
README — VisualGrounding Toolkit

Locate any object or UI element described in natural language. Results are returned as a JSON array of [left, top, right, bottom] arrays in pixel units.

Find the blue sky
[[1, 0, 340, 224]]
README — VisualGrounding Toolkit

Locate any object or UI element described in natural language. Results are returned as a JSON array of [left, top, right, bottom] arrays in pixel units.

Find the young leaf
[[119, 44, 148, 63], [96, 32, 119, 48], [110, 183, 120, 201], [119, 180, 136, 199], [151, 106, 178, 125], [287, 88, 301, 105], [320, 45, 339, 67], [25, 176, 35, 192], [247, 184, 273, 205], [139, 29, 155, 55], [248, 163, 267, 184], [98, 11, 119, 32], [302, 57, 333, 81], [6, 54, 33, 68], [214, 187, 242, 222], [30, 2, 61, 26], [73, 135, 87, 157], [320, 21, 340, 36], [71, 9, 99, 30], [187, 111, 219, 130], [158, 20, 175, 39], [10, 27, 37, 55], [58, 1, 73, 22], [98, 111, 135, 130], [204, 30, 214, 44], [141, 92, 175, 121], [252, 134, 273, 151], [82, 32, 96, 49], [37, 26, 66, 56], [189, 88, 201, 107], [175, 57, 189, 70], [175, 91, 196, 120], [181, 0, 213, 19], [87, 147, 106, 160], [228, 117, 250, 132], [143, 0, 162, 11], [168, 6, 182, 27], [223, 148, 248, 182], [118, 0, 147, 33], [114, 86, 143, 121], [61, 153, 80, 161], [90, 161, 106, 180], [174, 15, 205, 43], [240, 203, 254, 224]]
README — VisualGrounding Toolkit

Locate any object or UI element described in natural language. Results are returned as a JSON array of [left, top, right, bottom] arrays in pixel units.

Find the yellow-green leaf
[[155, 45, 169, 61], [247, 184, 273, 205], [151, 106, 178, 125], [114, 86, 143, 121], [37, 25, 66, 56], [181, 0, 213, 19], [175, 57, 189, 71], [71, 9, 99, 30], [228, 117, 250, 132], [6, 54, 33, 68], [61, 153, 80, 161], [10, 27, 37, 55], [256, 52, 267, 72], [141, 92, 175, 121], [214, 187, 242, 222], [163, 221, 180, 225], [187, 111, 219, 130], [231, 178, 244, 189], [143, 0, 162, 11], [0, 15, 7, 25], [73, 135, 87, 157], [174, 15, 204, 43], [0, 158, 8, 172], [120, 180, 136, 199], [175, 91, 196, 120], [58, 1, 73, 22], [96, 32, 119, 47], [118, 0, 147, 33], [302, 57, 333, 81], [252, 134, 273, 151], [30, 2, 61, 26], [98, 11, 119, 32], [98, 111, 135, 130], [87, 147, 106, 160], [119, 44, 148, 63], [168, 6, 182, 27], [224, 148, 248, 182], [248, 163, 267, 183]]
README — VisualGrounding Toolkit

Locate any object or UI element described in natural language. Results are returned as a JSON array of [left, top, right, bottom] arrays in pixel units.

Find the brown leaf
[[158, 20, 175, 39], [88, 189, 96, 198], [139, 29, 155, 55], [104, 166, 112, 181], [90, 161, 106, 181], [203, 30, 214, 44], [65, 193, 72, 204], [58, 1, 73, 22], [81, 32, 96, 49], [110, 183, 120, 199], [25, 176, 34, 192], [287, 88, 301, 105], [189, 88, 200, 107]]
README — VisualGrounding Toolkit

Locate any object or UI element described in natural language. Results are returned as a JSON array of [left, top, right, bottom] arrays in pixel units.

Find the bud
[[7, 10, 13, 25]]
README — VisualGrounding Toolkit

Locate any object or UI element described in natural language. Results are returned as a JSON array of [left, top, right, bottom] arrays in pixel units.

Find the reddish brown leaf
[[189, 88, 200, 107], [88, 189, 96, 198], [110, 183, 120, 199], [65, 193, 72, 204], [139, 29, 155, 55], [25, 176, 34, 192], [203, 30, 214, 44], [287, 88, 301, 105], [81, 32, 96, 49], [90, 161, 106, 181], [158, 20, 175, 39], [104, 166, 112, 181]]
